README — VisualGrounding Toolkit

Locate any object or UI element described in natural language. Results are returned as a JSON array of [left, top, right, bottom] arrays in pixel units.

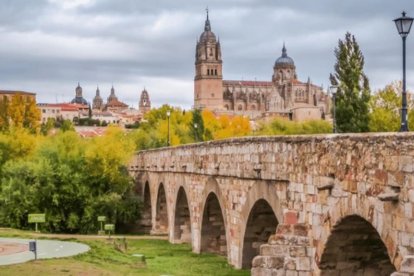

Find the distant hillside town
[[37, 83, 151, 127]]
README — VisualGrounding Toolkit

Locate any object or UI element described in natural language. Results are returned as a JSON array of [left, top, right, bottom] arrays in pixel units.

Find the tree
[[0, 94, 40, 133], [190, 109, 205, 142], [0, 97, 9, 131], [60, 120, 75, 132], [0, 128, 139, 233], [202, 110, 251, 140], [255, 118, 332, 135], [330, 32, 371, 133], [369, 83, 401, 132]]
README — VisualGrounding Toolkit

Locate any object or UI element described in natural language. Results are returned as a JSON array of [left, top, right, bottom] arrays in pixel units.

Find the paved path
[[0, 238, 90, 266], [30, 233, 168, 240]]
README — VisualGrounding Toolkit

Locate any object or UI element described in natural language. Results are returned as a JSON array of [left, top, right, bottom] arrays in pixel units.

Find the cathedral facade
[[194, 12, 331, 121]]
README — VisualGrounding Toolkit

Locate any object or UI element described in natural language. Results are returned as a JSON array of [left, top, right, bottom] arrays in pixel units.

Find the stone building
[[0, 90, 36, 102], [194, 12, 330, 121], [139, 88, 151, 114]]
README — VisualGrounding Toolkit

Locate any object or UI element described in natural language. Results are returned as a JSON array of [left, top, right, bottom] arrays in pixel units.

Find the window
[[295, 89, 305, 101], [215, 69, 217, 75], [238, 104, 243, 111]]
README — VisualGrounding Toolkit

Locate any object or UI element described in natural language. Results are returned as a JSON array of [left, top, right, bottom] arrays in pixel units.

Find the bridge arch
[[172, 186, 192, 244], [241, 198, 278, 269], [201, 192, 227, 256], [154, 182, 169, 235], [237, 181, 283, 269], [319, 214, 396, 275]]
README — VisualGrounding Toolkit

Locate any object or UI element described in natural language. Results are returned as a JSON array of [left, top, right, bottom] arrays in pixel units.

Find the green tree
[[0, 128, 139, 233], [190, 109, 205, 142], [60, 119, 75, 132], [330, 32, 371, 133]]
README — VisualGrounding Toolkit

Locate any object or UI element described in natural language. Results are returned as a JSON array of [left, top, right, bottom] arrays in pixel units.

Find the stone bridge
[[129, 133, 414, 275]]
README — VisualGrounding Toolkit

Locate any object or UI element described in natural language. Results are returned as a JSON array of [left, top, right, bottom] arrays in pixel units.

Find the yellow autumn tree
[[1, 93, 40, 133], [202, 110, 251, 140]]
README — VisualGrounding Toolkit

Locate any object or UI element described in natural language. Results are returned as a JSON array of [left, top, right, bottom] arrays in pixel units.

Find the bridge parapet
[[130, 133, 414, 275]]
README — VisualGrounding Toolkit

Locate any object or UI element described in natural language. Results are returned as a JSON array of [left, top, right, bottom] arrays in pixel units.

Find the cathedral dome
[[200, 31, 216, 43], [275, 44, 294, 67]]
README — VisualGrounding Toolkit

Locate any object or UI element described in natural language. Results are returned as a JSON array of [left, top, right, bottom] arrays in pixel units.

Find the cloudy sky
[[1, 0, 414, 109]]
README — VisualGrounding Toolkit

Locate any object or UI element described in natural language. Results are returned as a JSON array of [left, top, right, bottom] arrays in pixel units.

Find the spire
[[96, 85, 100, 96], [282, 43, 287, 57], [204, 7, 211, 31]]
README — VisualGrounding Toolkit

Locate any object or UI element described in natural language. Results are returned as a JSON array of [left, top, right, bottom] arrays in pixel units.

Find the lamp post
[[330, 85, 338, 133], [194, 123, 198, 142], [166, 110, 171, 146], [394, 11, 414, 132]]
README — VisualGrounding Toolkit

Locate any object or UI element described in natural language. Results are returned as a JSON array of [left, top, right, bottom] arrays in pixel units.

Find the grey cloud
[[0, 0, 414, 108]]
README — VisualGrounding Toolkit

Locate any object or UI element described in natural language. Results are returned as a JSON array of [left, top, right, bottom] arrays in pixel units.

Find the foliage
[[255, 117, 332, 135], [0, 94, 40, 133], [191, 109, 205, 142], [202, 110, 251, 140], [368, 81, 414, 132], [330, 32, 371, 133], [0, 126, 139, 233], [60, 119, 75, 132], [368, 82, 401, 132], [129, 105, 194, 149]]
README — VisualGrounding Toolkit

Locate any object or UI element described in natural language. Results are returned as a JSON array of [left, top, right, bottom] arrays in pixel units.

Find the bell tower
[[194, 9, 223, 110]]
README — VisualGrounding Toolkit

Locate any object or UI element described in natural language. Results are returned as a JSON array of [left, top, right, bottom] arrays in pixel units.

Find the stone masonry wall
[[130, 133, 414, 275]]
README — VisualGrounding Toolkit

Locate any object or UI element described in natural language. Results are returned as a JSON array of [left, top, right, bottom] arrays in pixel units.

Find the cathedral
[[70, 83, 151, 115], [194, 11, 331, 121]]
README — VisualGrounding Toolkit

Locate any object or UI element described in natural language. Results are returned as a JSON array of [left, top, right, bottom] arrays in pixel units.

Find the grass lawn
[[0, 229, 250, 276]]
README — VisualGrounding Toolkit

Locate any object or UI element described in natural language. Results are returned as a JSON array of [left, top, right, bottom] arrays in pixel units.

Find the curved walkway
[[0, 238, 90, 266]]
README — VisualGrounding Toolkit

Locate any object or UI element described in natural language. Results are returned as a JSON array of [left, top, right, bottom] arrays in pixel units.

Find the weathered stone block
[[400, 255, 414, 273], [400, 156, 414, 173], [289, 246, 306, 257], [296, 257, 311, 271], [252, 256, 285, 269]]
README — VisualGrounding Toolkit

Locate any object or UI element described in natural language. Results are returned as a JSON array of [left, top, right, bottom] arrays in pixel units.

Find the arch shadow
[[139, 181, 152, 233], [154, 182, 169, 235], [173, 186, 192, 244], [319, 215, 396, 275], [241, 199, 278, 269], [200, 191, 227, 256]]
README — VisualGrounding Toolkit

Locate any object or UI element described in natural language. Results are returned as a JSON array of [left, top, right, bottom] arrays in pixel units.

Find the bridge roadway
[[129, 133, 414, 275]]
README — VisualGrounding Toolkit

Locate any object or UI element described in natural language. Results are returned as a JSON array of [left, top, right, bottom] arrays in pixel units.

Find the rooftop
[[0, 90, 36, 96]]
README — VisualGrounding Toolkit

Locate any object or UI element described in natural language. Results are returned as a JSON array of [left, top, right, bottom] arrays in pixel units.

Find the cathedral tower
[[194, 10, 223, 110], [107, 85, 118, 102], [139, 88, 151, 114], [92, 86, 103, 110]]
